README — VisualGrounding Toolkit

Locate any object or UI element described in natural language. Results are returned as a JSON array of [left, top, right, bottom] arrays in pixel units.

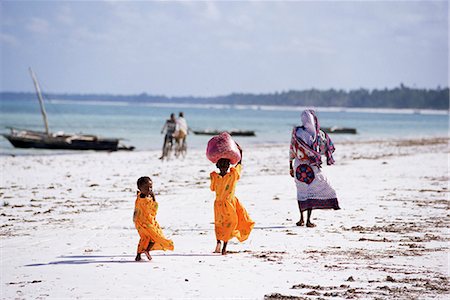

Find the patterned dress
[[210, 164, 255, 242], [289, 110, 340, 212], [133, 192, 174, 253]]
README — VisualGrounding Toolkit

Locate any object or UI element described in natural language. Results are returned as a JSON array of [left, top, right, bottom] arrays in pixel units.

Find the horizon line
[[1, 84, 449, 98]]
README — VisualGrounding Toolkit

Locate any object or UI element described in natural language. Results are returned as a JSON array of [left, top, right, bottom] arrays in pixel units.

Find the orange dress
[[210, 164, 254, 242], [133, 193, 174, 253]]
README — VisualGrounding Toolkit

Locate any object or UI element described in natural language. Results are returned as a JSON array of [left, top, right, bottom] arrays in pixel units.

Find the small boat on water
[[3, 127, 135, 151], [2, 68, 134, 151], [321, 126, 357, 134], [193, 130, 256, 137]]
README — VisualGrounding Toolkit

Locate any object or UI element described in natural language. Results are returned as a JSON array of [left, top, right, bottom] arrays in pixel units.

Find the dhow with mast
[[2, 68, 134, 151]]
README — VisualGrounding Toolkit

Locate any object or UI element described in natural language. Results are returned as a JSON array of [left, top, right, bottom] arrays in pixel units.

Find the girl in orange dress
[[133, 176, 174, 261], [210, 145, 254, 255]]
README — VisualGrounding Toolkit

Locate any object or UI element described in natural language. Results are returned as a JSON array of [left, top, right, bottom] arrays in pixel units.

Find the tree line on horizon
[[1, 84, 448, 110]]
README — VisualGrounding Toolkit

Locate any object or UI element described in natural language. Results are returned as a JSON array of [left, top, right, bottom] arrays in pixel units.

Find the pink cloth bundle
[[206, 132, 241, 164]]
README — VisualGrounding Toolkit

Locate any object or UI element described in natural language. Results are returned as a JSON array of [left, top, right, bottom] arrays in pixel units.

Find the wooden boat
[[2, 68, 134, 151], [321, 126, 357, 134], [193, 130, 256, 137]]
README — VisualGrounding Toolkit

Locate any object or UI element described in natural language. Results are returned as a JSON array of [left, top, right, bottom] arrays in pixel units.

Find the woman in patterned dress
[[289, 110, 340, 227]]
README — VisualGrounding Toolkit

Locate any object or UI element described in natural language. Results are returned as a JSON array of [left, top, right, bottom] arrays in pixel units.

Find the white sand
[[1, 137, 449, 299]]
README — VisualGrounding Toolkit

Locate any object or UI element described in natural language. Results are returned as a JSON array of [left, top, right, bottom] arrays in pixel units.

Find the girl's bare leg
[[144, 251, 152, 260], [145, 241, 155, 260], [221, 242, 228, 255], [214, 240, 221, 253]]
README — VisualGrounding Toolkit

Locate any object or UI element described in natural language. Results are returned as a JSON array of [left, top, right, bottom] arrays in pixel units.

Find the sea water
[[0, 99, 448, 155]]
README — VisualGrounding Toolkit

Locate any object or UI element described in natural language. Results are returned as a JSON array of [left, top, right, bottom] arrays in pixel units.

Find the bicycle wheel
[[162, 136, 173, 160], [180, 140, 187, 158]]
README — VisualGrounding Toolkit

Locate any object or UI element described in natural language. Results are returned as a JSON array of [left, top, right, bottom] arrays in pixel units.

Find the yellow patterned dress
[[133, 192, 174, 253], [210, 164, 255, 242]]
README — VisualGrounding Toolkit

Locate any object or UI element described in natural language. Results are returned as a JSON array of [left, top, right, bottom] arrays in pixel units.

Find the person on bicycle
[[159, 113, 177, 159], [173, 112, 188, 149]]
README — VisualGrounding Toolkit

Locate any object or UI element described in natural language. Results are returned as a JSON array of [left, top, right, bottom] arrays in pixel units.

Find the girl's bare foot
[[135, 253, 142, 261], [221, 242, 228, 255], [296, 219, 304, 226], [306, 221, 316, 228], [144, 251, 152, 260], [214, 241, 221, 253]]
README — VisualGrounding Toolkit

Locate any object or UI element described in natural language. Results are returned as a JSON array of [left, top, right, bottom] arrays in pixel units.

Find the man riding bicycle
[[159, 113, 177, 160], [173, 112, 188, 152]]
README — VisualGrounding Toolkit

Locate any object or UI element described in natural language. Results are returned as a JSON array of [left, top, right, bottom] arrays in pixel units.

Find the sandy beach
[[1, 137, 449, 299]]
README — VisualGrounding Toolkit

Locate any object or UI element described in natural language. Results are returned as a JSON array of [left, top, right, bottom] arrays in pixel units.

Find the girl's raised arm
[[235, 142, 243, 165]]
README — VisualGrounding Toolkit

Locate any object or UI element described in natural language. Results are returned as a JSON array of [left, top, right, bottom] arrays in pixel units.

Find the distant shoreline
[[1, 84, 449, 110], [1, 98, 449, 115], [3, 97, 449, 115], [48, 100, 450, 115]]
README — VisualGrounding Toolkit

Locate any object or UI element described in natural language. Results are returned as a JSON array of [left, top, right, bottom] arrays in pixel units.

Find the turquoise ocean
[[0, 99, 448, 155]]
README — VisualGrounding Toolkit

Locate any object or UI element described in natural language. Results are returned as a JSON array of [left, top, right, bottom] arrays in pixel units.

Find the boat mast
[[29, 67, 50, 135]]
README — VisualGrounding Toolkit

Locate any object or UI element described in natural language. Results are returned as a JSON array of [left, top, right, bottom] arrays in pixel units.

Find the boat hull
[[322, 127, 357, 134], [193, 130, 256, 137], [3, 134, 119, 151]]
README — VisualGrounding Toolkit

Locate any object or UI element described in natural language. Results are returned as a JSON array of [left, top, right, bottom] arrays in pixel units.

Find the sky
[[0, 0, 448, 97]]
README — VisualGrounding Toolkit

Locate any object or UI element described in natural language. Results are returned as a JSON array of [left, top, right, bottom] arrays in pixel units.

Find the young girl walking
[[133, 176, 174, 261], [209, 139, 254, 255]]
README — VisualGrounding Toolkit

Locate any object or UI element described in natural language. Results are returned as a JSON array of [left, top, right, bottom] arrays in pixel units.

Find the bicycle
[[174, 137, 187, 158], [161, 135, 174, 160]]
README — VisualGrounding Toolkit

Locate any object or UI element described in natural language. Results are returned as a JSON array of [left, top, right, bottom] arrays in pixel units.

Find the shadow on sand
[[176, 225, 297, 232], [24, 226, 296, 267], [25, 253, 221, 267]]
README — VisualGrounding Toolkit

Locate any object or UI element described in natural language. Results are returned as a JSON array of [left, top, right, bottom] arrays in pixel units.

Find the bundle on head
[[206, 132, 241, 165]]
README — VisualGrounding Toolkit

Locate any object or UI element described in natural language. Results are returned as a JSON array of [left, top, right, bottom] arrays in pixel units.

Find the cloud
[[204, 1, 221, 21], [56, 5, 74, 26], [26, 17, 50, 34], [177, 1, 221, 22], [266, 36, 334, 56], [220, 39, 252, 52], [227, 13, 255, 31], [106, 1, 143, 26], [1, 0, 446, 94], [70, 26, 115, 46], [0, 32, 19, 47]]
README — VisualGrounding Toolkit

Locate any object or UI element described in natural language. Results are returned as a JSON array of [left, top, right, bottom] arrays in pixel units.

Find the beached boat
[[193, 130, 256, 137], [322, 126, 357, 134], [2, 68, 134, 151]]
